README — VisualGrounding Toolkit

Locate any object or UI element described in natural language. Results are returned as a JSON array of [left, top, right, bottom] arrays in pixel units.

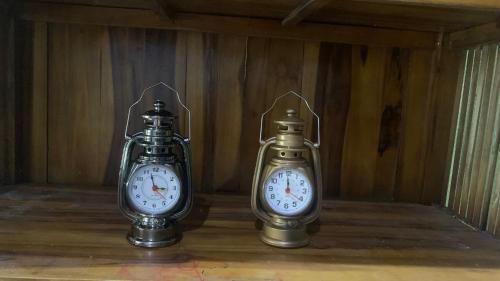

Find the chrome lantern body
[[251, 91, 322, 248], [118, 82, 192, 248]]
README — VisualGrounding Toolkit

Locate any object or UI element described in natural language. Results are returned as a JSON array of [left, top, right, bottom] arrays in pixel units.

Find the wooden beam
[[282, 0, 331, 26], [21, 2, 437, 49], [449, 22, 500, 48], [154, 0, 175, 20], [353, 0, 500, 10]]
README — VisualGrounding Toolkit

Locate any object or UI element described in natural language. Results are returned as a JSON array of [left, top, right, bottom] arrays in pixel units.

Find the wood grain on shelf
[[1, 184, 500, 280], [20, 2, 437, 49], [14, 22, 454, 203]]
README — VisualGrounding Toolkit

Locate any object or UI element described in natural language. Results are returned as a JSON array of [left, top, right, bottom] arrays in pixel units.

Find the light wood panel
[[341, 46, 386, 199], [16, 22, 450, 203], [396, 50, 434, 202], [421, 49, 461, 204], [444, 44, 500, 238]]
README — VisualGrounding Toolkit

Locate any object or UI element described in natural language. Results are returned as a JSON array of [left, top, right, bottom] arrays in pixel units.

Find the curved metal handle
[[259, 90, 320, 147], [300, 139, 323, 224], [118, 133, 142, 221], [170, 133, 193, 221], [251, 137, 276, 222], [124, 82, 191, 142]]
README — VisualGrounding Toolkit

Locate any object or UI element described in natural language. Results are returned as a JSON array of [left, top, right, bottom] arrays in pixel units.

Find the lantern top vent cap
[[274, 109, 304, 126], [141, 100, 176, 122]]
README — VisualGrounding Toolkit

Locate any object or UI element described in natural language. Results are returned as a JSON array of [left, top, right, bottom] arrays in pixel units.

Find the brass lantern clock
[[251, 91, 322, 248], [118, 82, 192, 248]]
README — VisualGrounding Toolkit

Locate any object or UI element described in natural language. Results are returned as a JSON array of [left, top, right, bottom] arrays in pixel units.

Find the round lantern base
[[127, 222, 178, 248], [260, 222, 309, 248]]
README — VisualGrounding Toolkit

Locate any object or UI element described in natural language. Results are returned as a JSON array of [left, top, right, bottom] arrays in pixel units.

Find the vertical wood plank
[[262, 39, 304, 140], [210, 35, 246, 193], [341, 46, 386, 199], [459, 47, 489, 218], [185, 32, 206, 192], [238, 37, 269, 194], [104, 27, 178, 185], [445, 50, 471, 209], [300, 42, 320, 141], [396, 49, 433, 202], [472, 45, 500, 228], [175, 31, 187, 135], [0, 9, 16, 184], [422, 49, 461, 205], [463, 45, 495, 221], [373, 48, 409, 201], [487, 149, 500, 237], [451, 48, 481, 213], [31, 22, 48, 182], [314, 43, 351, 197], [48, 24, 111, 184]]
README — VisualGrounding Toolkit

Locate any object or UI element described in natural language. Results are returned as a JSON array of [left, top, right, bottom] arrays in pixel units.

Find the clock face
[[262, 168, 314, 216], [127, 164, 182, 215]]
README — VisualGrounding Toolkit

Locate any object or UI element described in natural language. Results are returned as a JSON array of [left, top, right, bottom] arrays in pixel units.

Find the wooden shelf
[[1, 184, 500, 280]]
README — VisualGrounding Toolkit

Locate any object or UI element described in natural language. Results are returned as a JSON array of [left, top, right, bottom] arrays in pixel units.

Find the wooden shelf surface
[[1, 184, 500, 280]]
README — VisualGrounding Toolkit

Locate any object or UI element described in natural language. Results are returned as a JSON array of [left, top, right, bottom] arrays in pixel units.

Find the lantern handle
[[124, 82, 191, 142], [259, 90, 320, 147]]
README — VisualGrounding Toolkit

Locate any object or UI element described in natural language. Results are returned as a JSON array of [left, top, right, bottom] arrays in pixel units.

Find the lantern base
[[260, 222, 309, 248], [127, 222, 178, 248]]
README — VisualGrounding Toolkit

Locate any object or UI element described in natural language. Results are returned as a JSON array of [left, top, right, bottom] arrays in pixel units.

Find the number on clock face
[[263, 168, 313, 216], [127, 164, 181, 215]]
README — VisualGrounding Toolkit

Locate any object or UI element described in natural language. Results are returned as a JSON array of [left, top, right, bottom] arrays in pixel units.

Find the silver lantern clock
[[251, 91, 322, 248], [118, 82, 192, 248]]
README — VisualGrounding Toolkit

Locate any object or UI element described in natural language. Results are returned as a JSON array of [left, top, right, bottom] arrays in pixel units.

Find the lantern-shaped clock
[[251, 91, 322, 248], [118, 82, 192, 248]]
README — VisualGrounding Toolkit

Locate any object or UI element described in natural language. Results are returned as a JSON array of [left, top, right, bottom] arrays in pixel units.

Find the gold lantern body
[[252, 91, 322, 248]]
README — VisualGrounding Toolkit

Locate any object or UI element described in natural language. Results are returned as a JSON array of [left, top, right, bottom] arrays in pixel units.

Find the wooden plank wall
[[445, 44, 500, 238], [0, 2, 16, 185], [15, 21, 456, 203]]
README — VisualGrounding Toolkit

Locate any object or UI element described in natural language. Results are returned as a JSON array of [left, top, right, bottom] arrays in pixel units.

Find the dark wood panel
[[21, 2, 437, 49], [0, 5, 16, 185], [314, 43, 352, 197], [16, 22, 455, 203]]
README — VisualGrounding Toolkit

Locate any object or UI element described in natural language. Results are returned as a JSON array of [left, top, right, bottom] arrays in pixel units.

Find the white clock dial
[[263, 168, 313, 216], [127, 164, 181, 215]]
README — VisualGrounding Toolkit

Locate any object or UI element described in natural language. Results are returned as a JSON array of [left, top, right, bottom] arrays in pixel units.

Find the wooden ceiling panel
[[24, 0, 500, 32], [313, 1, 499, 31]]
